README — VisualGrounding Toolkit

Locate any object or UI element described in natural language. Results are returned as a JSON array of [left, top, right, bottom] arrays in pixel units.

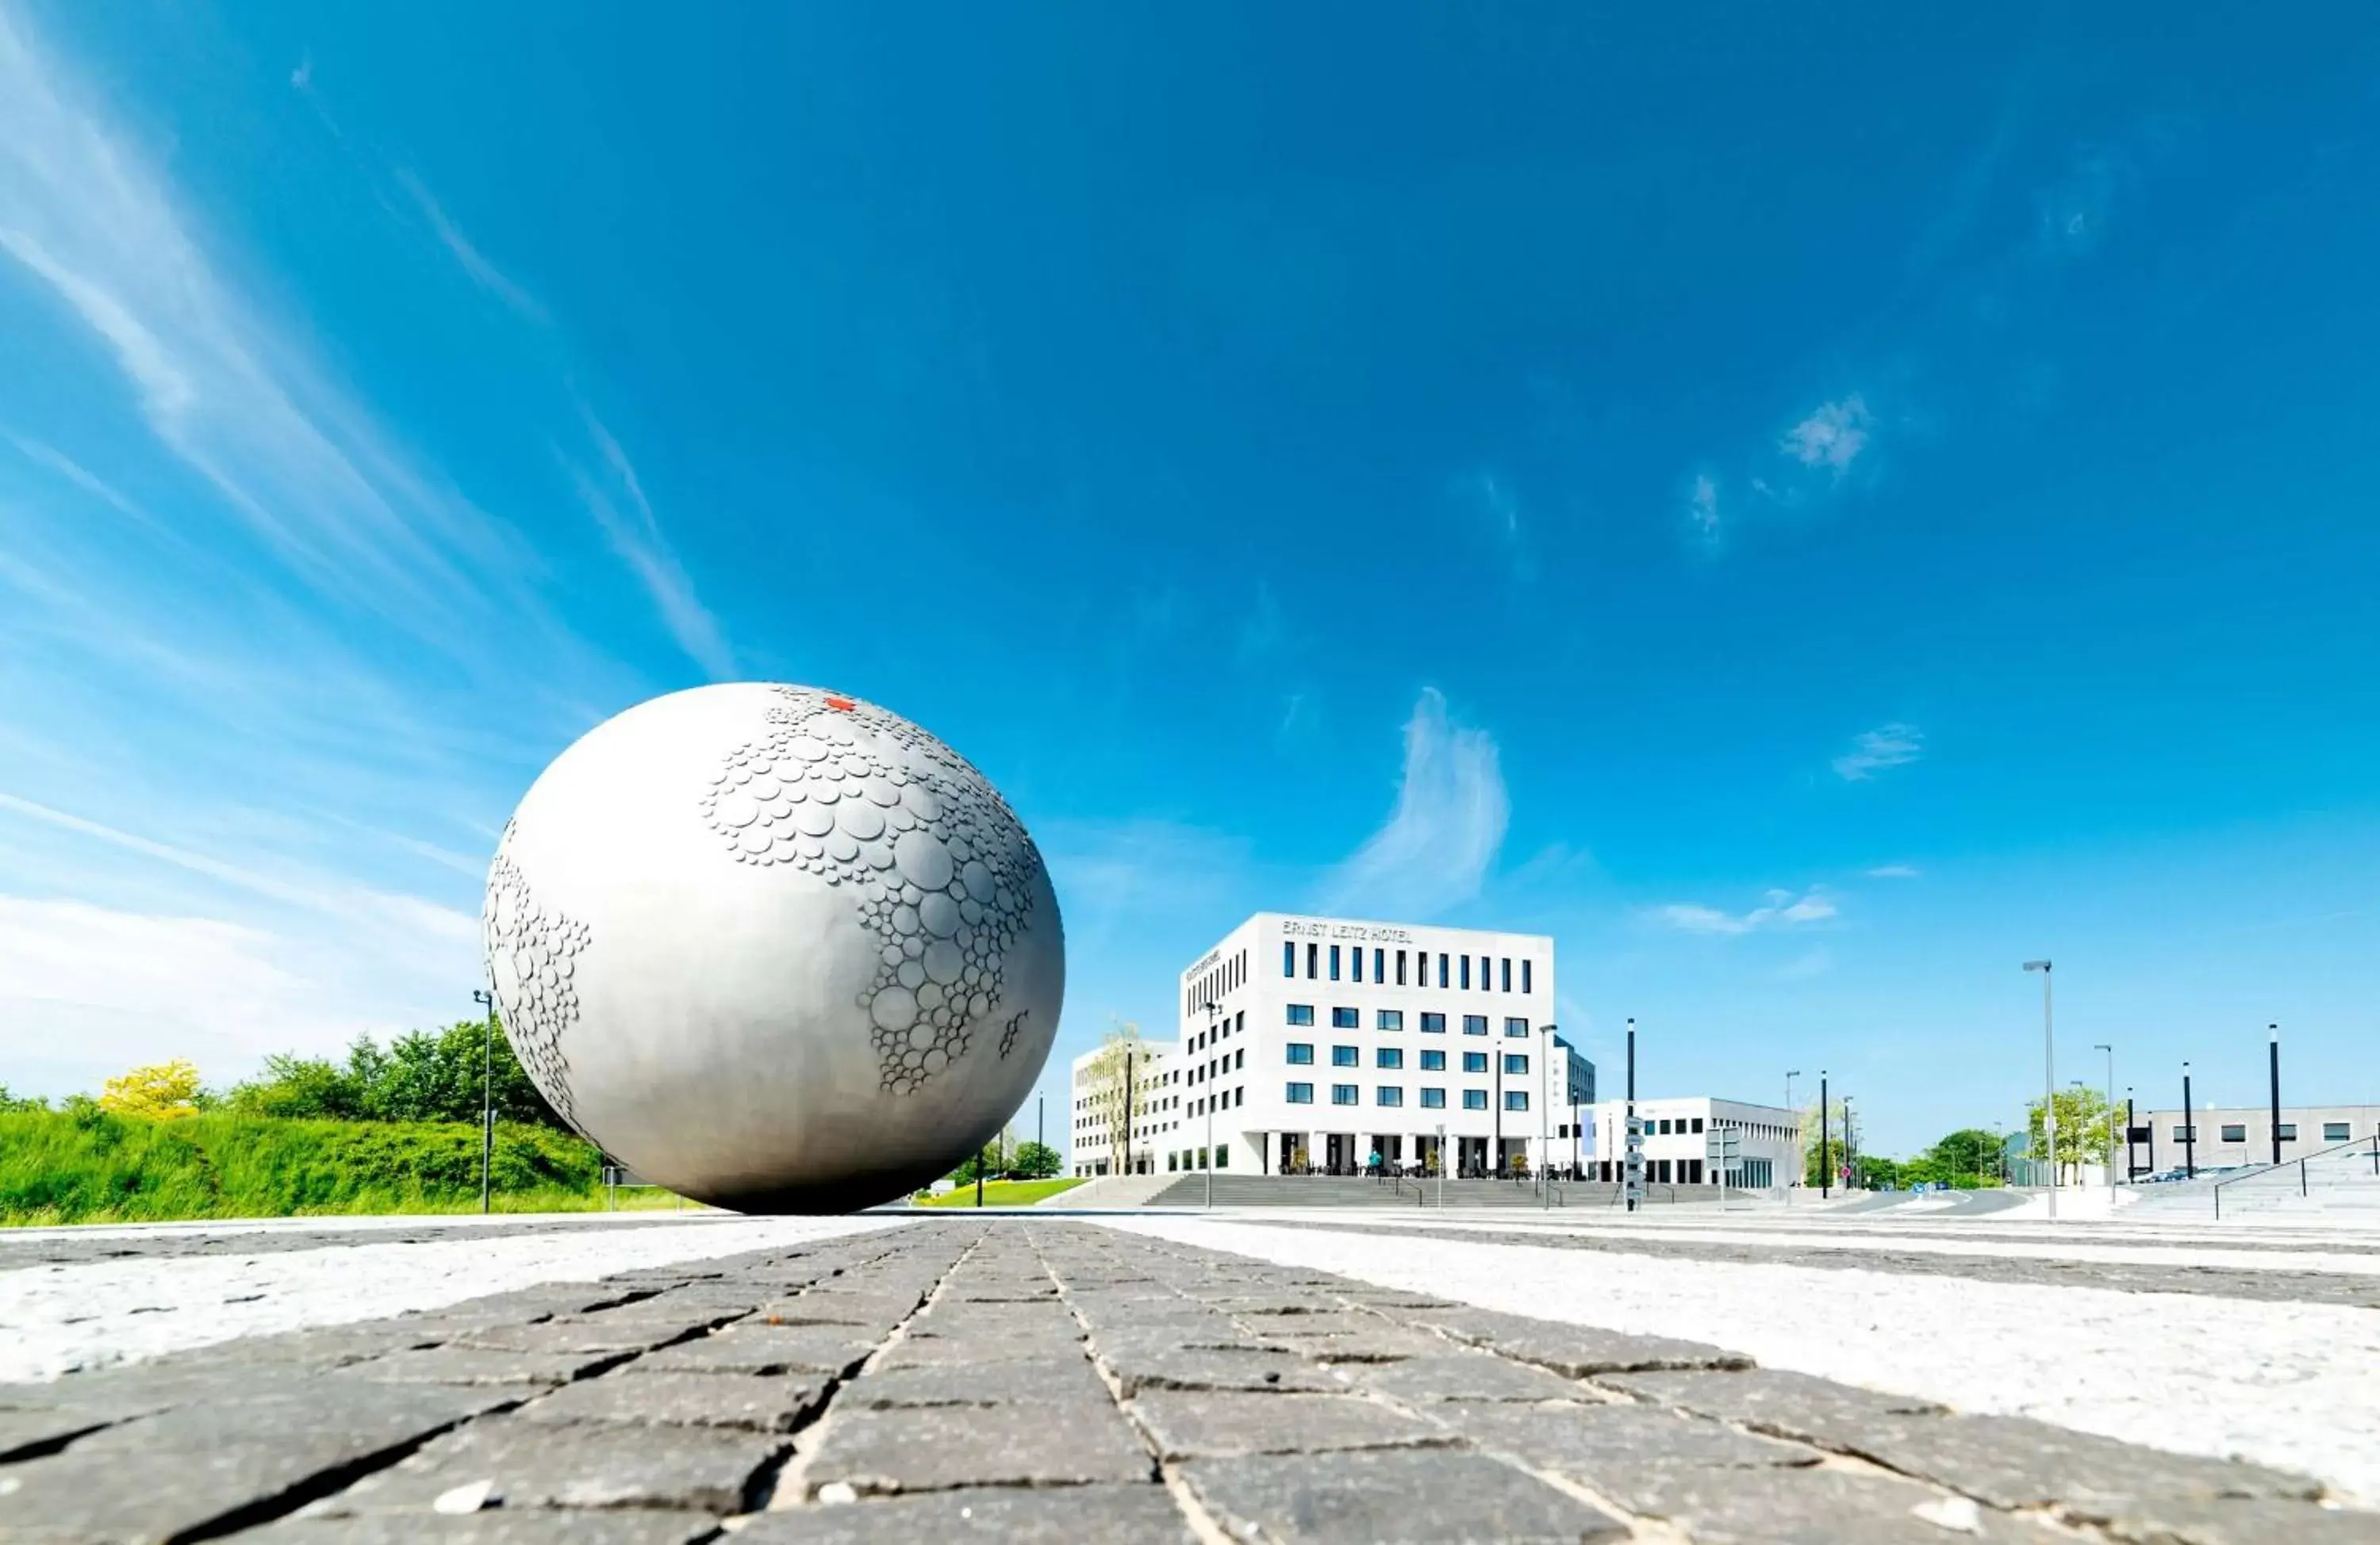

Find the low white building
[[1582, 1095, 1802, 1190], [2127, 1103, 2380, 1177], [1070, 912, 1588, 1179]]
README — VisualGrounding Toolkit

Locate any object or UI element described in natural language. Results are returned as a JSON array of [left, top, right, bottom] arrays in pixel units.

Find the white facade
[[1084, 912, 1583, 1179], [1582, 1095, 1802, 1190], [2129, 1103, 2380, 1177], [1065, 1039, 1184, 1177]]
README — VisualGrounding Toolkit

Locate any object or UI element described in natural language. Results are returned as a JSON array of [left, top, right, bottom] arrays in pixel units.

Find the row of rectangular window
[[1283, 1083, 1529, 1110], [1185, 949, 1249, 1017], [1283, 942, 1534, 995], [2173, 1121, 2355, 1143], [1286, 1044, 1528, 1075], [1287, 1005, 1528, 1036]]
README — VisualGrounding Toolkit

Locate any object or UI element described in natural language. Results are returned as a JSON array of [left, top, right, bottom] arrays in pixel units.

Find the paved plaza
[[2, 1213, 2376, 1543]]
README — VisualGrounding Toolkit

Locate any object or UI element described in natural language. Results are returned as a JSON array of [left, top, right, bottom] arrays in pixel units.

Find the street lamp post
[[1819, 1071, 1830, 1200], [1435, 1121, 1446, 1210], [1202, 999, 1223, 1209], [1625, 1018, 1638, 1214], [1842, 1096, 1856, 1190], [2268, 1024, 2282, 1167], [2094, 1044, 2113, 1190], [1539, 1023, 1556, 1210], [470, 987, 497, 1215], [2023, 960, 2055, 1220], [2182, 1061, 2196, 1180], [1785, 1070, 1800, 1204]]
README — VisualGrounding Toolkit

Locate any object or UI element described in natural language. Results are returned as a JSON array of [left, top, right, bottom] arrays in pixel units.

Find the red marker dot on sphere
[[825, 696, 855, 711]]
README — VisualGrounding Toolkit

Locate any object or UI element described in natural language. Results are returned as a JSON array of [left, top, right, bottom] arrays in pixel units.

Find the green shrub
[[0, 1109, 611, 1225]]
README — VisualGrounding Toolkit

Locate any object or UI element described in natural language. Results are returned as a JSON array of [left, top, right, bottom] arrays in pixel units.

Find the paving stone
[[836, 1357, 1108, 1409], [516, 1370, 831, 1432], [1348, 1353, 1586, 1403], [905, 1303, 1081, 1340], [731, 1486, 1195, 1543], [1096, 1344, 1348, 1397], [1178, 1447, 1629, 1543], [804, 1400, 1153, 1493], [629, 1325, 879, 1376], [231, 1325, 455, 1370], [1420, 1310, 1751, 1376], [755, 1294, 920, 1329], [1128, 1390, 1448, 1459], [1441, 1400, 1817, 1497], [0, 1405, 116, 1462], [248, 1513, 721, 1544], [1609, 1461, 2057, 1543], [1602, 1368, 2321, 1511], [1258, 1326, 1451, 1364], [451, 1321, 694, 1356], [306, 1414, 784, 1516], [349, 1347, 621, 1388], [868, 1334, 1082, 1371], [1094, 1321, 1280, 1354], [0, 1382, 506, 1543], [2090, 1497, 2380, 1545]]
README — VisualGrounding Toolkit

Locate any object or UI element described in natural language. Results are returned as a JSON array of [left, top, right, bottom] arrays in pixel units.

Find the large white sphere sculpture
[[482, 684, 1064, 1212]]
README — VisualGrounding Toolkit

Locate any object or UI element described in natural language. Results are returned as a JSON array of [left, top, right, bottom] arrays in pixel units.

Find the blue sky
[[3, 3, 2376, 1156]]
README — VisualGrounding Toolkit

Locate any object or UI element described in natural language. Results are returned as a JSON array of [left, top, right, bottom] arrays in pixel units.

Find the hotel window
[[2221, 1124, 2247, 1143], [1395, 949, 1408, 985], [1463, 1052, 1489, 1074], [1503, 1053, 1528, 1075], [2173, 1125, 2194, 1141], [1287, 1083, 1313, 1104], [2277, 1124, 2297, 1141], [1463, 1015, 1488, 1035], [1500, 957, 1511, 992], [1332, 1084, 1358, 1106], [1287, 1004, 1315, 1027], [1506, 1091, 1530, 1112], [2326, 1122, 2352, 1142], [1438, 953, 1449, 988], [1420, 1049, 1445, 1072], [1522, 960, 1534, 994], [1691, 1118, 1704, 1133], [1332, 1045, 1359, 1068], [1234, 1049, 1244, 1071], [1461, 955, 1471, 990], [1331, 1006, 1359, 1029], [1377, 1048, 1403, 1070], [1421, 1087, 1446, 1109], [1283, 942, 1294, 977], [1377, 1086, 1404, 1107], [1463, 1089, 1488, 1110], [1421, 1012, 1446, 1033], [1504, 1017, 1528, 1037], [1377, 1010, 1403, 1031], [1330, 945, 1341, 981], [1307, 943, 1318, 979], [1373, 948, 1385, 982]]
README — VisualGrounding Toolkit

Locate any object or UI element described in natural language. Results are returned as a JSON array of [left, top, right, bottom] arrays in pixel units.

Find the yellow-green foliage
[[0, 1107, 608, 1225], [98, 1060, 205, 1120]]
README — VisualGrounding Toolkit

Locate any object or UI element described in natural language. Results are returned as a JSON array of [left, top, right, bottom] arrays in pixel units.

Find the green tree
[[2025, 1087, 2114, 1184], [1799, 1098, 1857, 1186], [1854, 1154, 1902, 1190], [1081, 1019, 1155, 1172], [0, 1087, 49, 1114], [1013, 1141, 1061, 1179], [225, 1020, 569, 1130]]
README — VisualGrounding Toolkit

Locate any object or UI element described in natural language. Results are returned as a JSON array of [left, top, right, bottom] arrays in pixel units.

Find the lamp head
[[2022, 960, 2051, 972]]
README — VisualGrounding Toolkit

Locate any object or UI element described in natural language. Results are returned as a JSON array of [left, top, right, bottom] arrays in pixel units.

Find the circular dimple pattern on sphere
[[482, 834, 593, 1133], [693, 685, 1046, 1095]]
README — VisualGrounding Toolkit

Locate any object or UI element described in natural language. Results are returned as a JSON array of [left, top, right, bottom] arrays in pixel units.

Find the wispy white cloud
[[1864, 863, 1921, 880], [1685, 472, 1722, 546], [1833, 722, 1925, 781], [1779, 394, 1874, 475], [1775, 947, 1833, 981], [1451, 467, 1535, 585], [1653, 886, 1837, 937], [1318, 688, 1510, 922], [394, 167, 547, 324], [563, 405, 735, 680]]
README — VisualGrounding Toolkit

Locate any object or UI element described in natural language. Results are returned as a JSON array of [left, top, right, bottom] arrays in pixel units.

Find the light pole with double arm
[[471, 987, 497, 1215], [2023, 960, 2055, 1220], [1202, 999, 1223, 1209]]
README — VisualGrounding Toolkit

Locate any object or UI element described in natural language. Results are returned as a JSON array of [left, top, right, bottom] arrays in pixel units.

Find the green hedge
[[0, 1109, 610, 1225]]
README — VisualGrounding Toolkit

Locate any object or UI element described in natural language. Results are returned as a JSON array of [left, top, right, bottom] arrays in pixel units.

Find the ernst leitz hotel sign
[[1280, 917, 1415, 945]]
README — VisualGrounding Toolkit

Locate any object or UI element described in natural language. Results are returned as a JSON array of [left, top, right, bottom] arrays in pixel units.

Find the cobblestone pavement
[[1215, 1215, 2380, 1307], [0, 1217, 729, 1274], [0, 1219, 2368, 1543]]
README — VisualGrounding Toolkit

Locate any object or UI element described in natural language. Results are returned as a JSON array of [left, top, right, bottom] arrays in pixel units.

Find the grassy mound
[[0, 1108, 616, 1226], [916, 1177, 1085, 1209]]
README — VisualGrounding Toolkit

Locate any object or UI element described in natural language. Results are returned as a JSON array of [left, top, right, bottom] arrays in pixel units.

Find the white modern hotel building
[[1069, 913, 1593, 1178]]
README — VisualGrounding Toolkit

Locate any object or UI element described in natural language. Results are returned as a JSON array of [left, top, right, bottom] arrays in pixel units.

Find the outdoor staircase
[[2121, 1136, 2380, 1221]]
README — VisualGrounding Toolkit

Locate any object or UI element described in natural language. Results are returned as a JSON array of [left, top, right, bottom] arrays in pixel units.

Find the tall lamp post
[[2182, 1060, 2196, 1180], [470, 987, 497, 1215], [1625, 1018, 1638, 1214], [2267, 1024, 2282, 1167], [1785, 1071, 1801, 1204], [2022, 960, 2056, 1220], [1842, 1096, 1856, 1190], [1201, 999, 1223, 1209], [2094, 1044, 2113, 1191], [1818, 1070, 1830, 1200], [1539, 1023, 1557, 1209]]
